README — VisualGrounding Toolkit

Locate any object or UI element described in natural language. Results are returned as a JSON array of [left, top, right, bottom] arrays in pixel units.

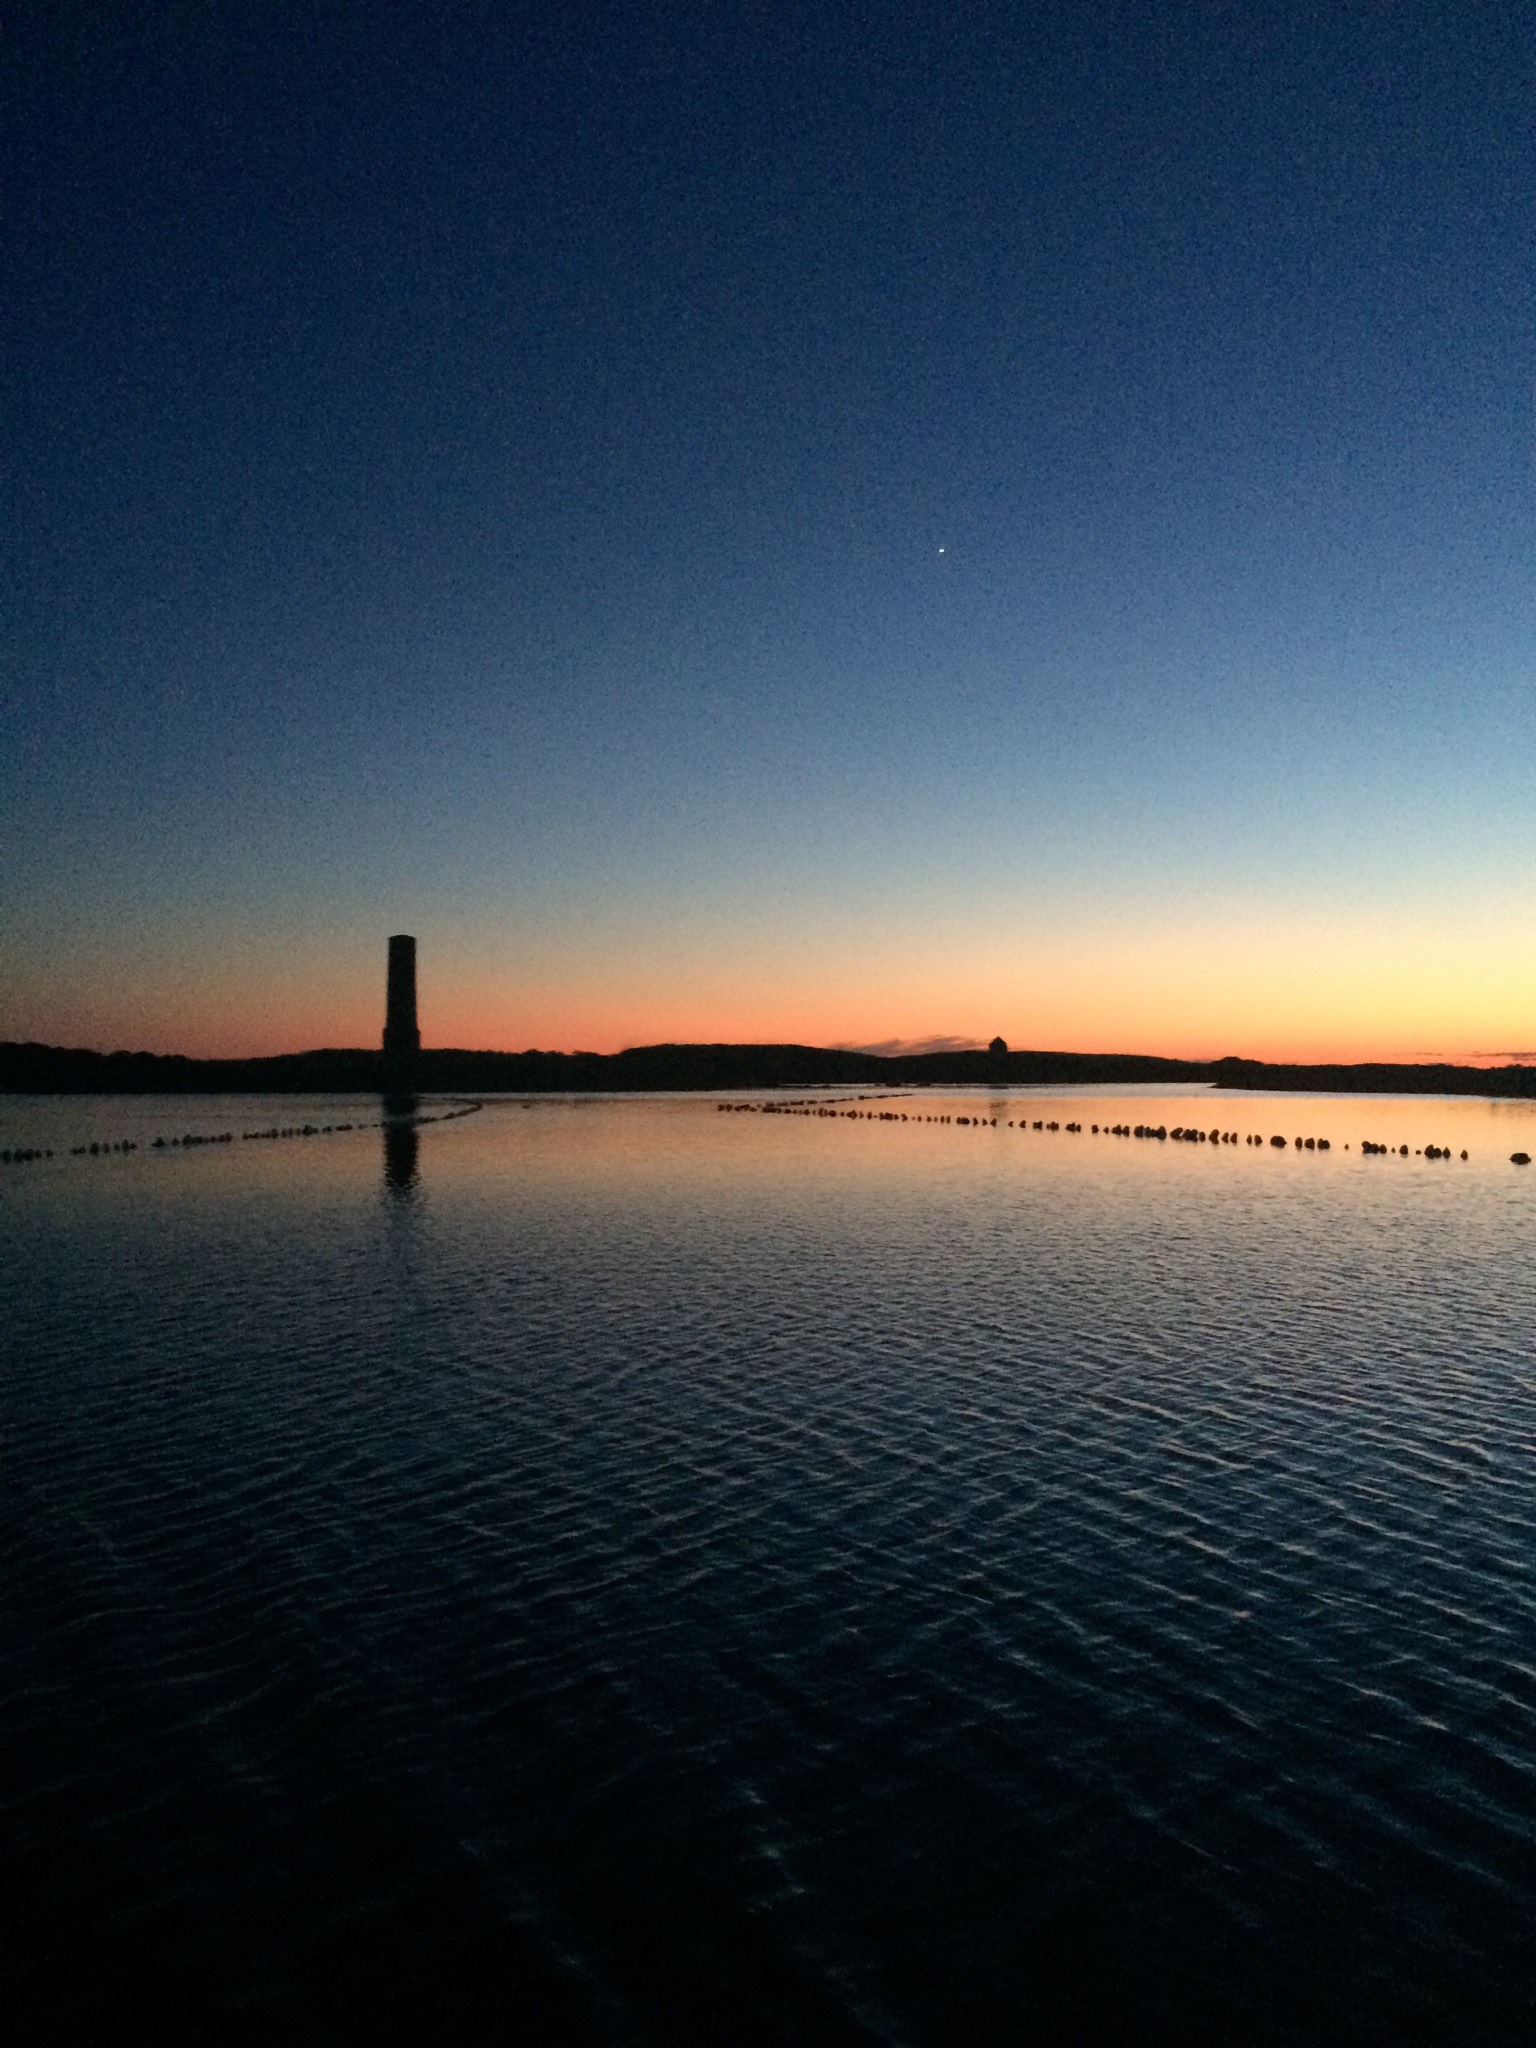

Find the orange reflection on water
[[396, 1088, 1536, 1214]]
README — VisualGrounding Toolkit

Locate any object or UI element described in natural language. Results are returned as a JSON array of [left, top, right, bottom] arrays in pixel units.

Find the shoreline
[[6, 1039, 1536, 1099]]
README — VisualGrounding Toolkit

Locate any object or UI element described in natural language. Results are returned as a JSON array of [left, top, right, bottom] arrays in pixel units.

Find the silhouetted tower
[[383, 935, 420, 1059]]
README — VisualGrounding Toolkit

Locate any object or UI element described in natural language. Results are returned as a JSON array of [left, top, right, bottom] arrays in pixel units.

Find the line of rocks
[[716, 1101, 1490, 1161], [1, 1101, 482, 1167]]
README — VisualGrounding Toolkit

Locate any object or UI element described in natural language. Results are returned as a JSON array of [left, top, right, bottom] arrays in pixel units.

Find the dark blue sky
[[5, 1, 1531, 1056]]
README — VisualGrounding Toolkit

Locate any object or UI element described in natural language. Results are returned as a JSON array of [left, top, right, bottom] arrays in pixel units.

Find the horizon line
[[7, 1036, 1536, 1074]]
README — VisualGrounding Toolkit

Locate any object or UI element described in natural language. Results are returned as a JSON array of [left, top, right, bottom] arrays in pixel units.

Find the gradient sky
[[5, 1, 1532, 1060]]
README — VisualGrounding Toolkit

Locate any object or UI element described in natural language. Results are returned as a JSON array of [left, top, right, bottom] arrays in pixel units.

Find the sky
[[4, 0, 1532, 1061]]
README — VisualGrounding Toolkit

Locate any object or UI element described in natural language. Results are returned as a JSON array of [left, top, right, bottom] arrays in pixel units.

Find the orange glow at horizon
[[9, 897, 1535, 1070]]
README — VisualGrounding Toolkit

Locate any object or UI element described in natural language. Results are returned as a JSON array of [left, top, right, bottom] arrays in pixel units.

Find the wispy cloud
[[835, 1035, 984, 1057], [1467, 1051, 1536, 1065]]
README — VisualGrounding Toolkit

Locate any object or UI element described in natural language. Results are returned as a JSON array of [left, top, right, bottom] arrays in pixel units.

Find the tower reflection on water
[[383, 1116, 420, 1195]]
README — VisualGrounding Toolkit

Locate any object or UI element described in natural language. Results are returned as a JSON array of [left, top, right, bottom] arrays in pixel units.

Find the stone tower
[[383, 935, 420, 1058]]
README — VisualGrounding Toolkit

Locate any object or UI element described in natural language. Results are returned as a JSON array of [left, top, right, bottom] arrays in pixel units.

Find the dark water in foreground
[[3, 1088, 1534, 2044]]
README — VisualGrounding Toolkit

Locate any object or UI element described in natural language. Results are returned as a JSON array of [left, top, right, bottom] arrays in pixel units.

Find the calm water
[[3, 1087, 1535, 2044]]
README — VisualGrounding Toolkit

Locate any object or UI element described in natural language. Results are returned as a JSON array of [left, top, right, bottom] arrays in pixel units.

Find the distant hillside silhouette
[[5, 1040, 1535, 1097]]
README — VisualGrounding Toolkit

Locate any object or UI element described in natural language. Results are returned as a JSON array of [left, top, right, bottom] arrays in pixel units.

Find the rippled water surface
[[4, 1088, 1535, 2043]]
